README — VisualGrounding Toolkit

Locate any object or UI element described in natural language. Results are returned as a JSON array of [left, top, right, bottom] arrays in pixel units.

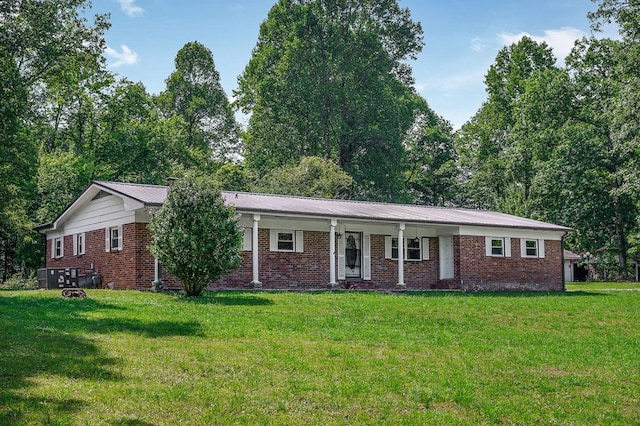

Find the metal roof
[[96, 181, 167, 205], [90, 181, 570, 232], [224, 191, 571, 231]]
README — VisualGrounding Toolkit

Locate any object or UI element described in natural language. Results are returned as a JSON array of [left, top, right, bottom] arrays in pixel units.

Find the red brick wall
[[214, 229, 332, 289], [45, 223, 156, 290], [46, 225, 564, 291], [212, 232, 442, 290], [456, 236, 564, 291]]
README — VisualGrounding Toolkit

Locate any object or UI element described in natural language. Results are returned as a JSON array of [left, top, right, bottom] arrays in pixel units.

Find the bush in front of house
[[149, 173, 243, 297]]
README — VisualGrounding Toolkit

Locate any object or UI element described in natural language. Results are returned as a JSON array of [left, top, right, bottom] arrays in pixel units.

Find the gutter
[[561, 233, 567, 291]]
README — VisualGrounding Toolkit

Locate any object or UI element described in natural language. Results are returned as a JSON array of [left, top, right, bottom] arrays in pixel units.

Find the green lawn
[[1, 289, 638, 425]]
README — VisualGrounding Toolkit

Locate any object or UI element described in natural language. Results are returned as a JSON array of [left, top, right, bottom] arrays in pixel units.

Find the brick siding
[[45, 226, 564, 291]]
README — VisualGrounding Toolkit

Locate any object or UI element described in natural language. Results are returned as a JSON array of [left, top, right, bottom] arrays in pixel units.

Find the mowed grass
[[0, 288, 638, 425]]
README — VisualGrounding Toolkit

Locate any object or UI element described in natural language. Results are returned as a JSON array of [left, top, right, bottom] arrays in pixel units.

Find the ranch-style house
[[36, 181, 572, 291]]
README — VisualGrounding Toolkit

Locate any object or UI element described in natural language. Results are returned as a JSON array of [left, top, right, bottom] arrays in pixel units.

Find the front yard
[[1, 287, 638, 424]]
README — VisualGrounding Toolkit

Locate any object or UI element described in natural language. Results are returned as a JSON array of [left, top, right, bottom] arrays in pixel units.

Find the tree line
[[1, 0, 637, 280]]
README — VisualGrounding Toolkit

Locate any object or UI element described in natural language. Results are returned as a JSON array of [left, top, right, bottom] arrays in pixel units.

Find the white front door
[[439, 236, 454, 280], [344, 232, 362, 279]]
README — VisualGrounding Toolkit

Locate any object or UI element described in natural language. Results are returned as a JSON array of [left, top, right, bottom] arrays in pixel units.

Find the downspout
[[561, 233, 566, 291]]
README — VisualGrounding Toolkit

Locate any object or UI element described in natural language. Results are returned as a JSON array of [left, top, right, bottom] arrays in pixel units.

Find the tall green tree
[[0, 0, 108, 278], [235, 0, 424, 200], [456, 37, 557, 210], [158, 41, 240, 161], [403, 105, 457, 206]]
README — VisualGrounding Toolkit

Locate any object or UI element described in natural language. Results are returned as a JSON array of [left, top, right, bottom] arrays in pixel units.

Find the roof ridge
[[95, 180, 167, 189], [224, 190, 496, 213]]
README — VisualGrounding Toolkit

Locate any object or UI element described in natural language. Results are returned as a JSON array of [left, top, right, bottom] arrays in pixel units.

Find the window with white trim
[[106, 226, 123, 252], [524, 239, 537, 257], [387, 237, 423, 261], [73, 233, 85, 256], [485, 237, 511, 257], [53, 237, 63, 258], [269, 230, 304, 252], [491, 238, 504, 256], [520, 239, 545, 258], [277, 231, 294, 251], [111, 227, 121, 250]]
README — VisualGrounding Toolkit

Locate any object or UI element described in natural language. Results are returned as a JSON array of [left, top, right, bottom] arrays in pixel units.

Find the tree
[[149, 173, 243, 297], [253, 156, 354, 199], [403, 106, 457, 206], [158, 41, 240, 160], [589, 0, 640, 42], [235, 0, 424, 200], [557, 37, 638, 274], [456, 37, 557, 210], [36, 151, 95, 223], [0, 0, 109, 278]]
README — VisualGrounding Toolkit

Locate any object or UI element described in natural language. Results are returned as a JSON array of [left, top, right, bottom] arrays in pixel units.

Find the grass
[[0, 288, 638, 425]]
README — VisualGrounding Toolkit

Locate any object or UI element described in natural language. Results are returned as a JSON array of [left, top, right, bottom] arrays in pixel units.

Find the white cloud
[[470, 37, 488, 53], [116, 0, 144, 17], [105, 44, 139, 67], [497, 27, 587, 62]]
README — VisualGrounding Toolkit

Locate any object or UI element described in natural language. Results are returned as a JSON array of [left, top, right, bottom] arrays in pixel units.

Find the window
[[407, 238, 421, 260], [491, 238, 504, 256], [73, 233, 85, 256], [269, 230, 303, 252], [520, 239, 545, 258], [391, 237, 400, 260], [485, 237, 511, 257], [106, 225, 123, 252], [110, 227, 121, 250], [277, 232, 294, 251], [525, 240, 537, 257], [387, 237, 424, 261], [53, 237, 63, 258]]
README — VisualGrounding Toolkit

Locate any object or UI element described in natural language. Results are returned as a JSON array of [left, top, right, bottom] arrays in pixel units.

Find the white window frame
[[520, 239, 545, 258], [269, 230, 303, 253], [52, 237, 64, 258], [491, 238, 504, 256], [106, 225, 123, 252], [485, 237, 511, 257], [73, 232, 85, 256], [386, 237, 425, 261], [524, 239, 537, 257]]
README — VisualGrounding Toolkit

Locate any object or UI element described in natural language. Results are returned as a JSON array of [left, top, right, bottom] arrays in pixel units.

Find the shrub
[[149, 173, 243, 296], [0, 272, 38, 290]]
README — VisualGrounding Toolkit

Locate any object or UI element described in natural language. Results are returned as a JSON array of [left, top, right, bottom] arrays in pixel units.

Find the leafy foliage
[[149, 174, 243, 296], [235, 0, 424, 200], [158, 41, 240, 160], [253, 156, 354, 199]]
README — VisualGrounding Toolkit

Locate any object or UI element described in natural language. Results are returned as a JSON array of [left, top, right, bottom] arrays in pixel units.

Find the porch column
[[152, 257, 162, 291], [397, 223, 406, 288], [250, 214, 262, 288], [329, 219, 338, 288]]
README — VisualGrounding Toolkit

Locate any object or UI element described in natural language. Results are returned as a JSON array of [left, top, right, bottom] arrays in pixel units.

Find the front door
[[344, 232, 362, 279], [439, 236, 454, 280]]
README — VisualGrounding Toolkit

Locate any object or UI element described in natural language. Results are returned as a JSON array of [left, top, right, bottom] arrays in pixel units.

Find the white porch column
[[329, 219, 338, 288], [152, 257, 162, 291], [397, 223, 406, 287], [250, 214, 262, 288]]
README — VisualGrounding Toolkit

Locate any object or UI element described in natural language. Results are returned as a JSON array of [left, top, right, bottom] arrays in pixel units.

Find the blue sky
[[93, 0, 603, 129]]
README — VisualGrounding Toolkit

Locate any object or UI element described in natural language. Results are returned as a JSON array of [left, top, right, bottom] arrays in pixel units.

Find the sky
[[91, 0, 607, 130]]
